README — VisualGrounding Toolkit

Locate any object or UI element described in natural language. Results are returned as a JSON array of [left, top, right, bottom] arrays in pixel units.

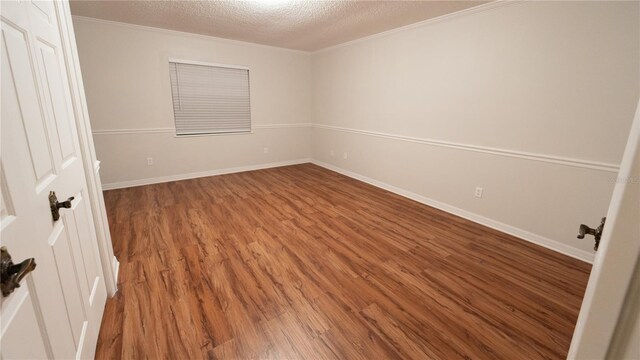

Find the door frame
[[53, 1, 119, 296], [568, 99, 640, 358]]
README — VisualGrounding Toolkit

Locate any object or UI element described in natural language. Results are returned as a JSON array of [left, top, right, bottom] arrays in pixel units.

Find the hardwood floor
[[97, 163, 591, 359]]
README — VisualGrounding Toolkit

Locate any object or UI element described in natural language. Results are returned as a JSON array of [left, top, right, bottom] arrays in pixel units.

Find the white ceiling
[[69, 1, 489, 52]]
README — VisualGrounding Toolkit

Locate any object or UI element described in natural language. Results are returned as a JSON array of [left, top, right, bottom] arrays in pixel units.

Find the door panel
[[30, 1, 53, 24], [49, 220, 86, 347], [1, 21, 56, 190], [0, 165, 16, 229], [67, 193, 100, 294], [0, 284, 51, 359], [65, 194, 92, 296], [36, 40, 77, 166]]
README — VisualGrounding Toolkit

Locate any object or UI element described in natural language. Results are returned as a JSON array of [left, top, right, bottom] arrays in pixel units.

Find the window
[[169, 60, 251, 135]]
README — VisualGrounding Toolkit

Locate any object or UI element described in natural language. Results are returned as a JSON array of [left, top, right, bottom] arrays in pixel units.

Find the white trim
[[254, 123, 312, 129], [311, 159, 595, 264], [101, 156, 596, 263], [92, 123, 620, 172], [312, 124, 620, 173], [568, 99, 640, 358], [111, 256, 120, 293], [174, 131, 253, 138], [101, 158, 311, 190], [71, 15, 311, 55], [58, 2, 119, 296], [92, 123, 311, 135], [169, 58, 249, 70], [314, 1, 515, 53], [93, 128, 174, 135]]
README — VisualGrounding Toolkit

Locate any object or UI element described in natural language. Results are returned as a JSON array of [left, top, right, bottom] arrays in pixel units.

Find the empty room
[[1, 0, 639, 359]]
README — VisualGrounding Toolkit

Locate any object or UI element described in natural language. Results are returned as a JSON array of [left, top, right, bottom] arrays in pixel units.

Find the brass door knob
[[1, 246, 36, 297], [49, 191, 75, 221], [577, 217, 606, 251]]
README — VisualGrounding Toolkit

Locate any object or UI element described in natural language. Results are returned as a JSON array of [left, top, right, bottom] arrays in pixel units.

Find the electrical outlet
[[263, 147, 269, 154], [343, 152, 348, 160], [147, 157, 154, 166], [330, 149, 334, 157], [475, 187, 483, 198]]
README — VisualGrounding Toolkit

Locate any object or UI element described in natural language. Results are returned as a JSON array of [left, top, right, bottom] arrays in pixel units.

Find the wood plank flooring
[[97, 163, 591, 359]]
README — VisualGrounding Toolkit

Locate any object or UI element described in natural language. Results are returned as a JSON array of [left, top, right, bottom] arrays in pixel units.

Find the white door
[[0, 1, 107, 359], [568, 99, 640, 359]]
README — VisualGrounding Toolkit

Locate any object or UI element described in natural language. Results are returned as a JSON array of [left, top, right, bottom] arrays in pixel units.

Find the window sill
[[174, 131, 253, 138]]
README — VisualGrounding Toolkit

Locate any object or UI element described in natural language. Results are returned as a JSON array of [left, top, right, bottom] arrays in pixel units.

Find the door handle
[[577, 217, 606, 251], [1, 246, 36, 297], [49, 191, 74, 221]]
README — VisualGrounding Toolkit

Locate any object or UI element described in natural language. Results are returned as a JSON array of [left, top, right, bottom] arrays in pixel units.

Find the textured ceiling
[[70, 1, 489, 51]]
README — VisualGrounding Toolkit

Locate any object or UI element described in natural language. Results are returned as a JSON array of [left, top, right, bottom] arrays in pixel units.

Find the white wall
[[73, 17, 312, 188], [311, 1, 639, 261]]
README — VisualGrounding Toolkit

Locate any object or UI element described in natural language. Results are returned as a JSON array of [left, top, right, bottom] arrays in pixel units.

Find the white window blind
[[169, 61, 251, 135]]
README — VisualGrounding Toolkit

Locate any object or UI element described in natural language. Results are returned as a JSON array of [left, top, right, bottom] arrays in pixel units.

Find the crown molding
[[314, 0, 516, 53], [71, 15, 311, 55], [72, 1, 515, 54]]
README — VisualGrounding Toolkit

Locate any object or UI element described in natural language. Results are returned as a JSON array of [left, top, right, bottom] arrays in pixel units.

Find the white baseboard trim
[[102, 157, 594, 263], [101, 158, 311, 190], [311, 159, 595, 264]]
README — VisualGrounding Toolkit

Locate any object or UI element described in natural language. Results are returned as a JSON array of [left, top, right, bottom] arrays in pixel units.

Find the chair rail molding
[[92, 123, 620, 172], [312, 124, 620, 173]]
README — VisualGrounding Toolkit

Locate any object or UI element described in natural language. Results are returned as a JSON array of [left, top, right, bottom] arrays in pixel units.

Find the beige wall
[[75, 1, 639, 262], [311, 1, 639, 261], [73, 17, 312, 187]]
